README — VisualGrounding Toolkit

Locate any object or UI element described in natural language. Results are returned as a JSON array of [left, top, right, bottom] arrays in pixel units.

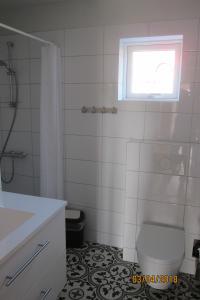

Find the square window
[[118, 35, 183, 102]]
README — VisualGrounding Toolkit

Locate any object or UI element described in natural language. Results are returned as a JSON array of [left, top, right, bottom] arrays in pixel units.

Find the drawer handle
[[40, 288, 52, 299], [5, 241, 50, 287]]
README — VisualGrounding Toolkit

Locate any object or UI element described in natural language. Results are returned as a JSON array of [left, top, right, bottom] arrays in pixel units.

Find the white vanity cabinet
[[0, 208, 66, 300]]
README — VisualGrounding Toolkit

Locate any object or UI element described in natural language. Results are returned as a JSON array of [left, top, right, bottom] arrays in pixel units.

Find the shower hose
[[0, 70, 18, 184]]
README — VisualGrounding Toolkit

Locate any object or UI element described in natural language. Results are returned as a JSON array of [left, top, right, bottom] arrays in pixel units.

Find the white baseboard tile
[[84, 229, 123, 248], [180, 258, 196, 275], [123, 247, 136, 262]]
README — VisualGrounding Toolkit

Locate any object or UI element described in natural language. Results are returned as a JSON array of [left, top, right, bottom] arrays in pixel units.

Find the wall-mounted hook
[[81, 106, 87, 113], [112, 107, 118, 114], [101, 107, 106, 113], [91, 106, 96, 113]]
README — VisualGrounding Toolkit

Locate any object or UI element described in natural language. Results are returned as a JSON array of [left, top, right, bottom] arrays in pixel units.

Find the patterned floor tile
[[57, 242, 200, 300]]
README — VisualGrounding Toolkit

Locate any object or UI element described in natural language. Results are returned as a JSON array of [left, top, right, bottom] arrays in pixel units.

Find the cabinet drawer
[[24, 254, 66, 300], [0, 209, 65, 300]]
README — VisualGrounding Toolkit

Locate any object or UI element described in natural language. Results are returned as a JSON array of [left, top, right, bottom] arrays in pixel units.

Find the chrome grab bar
[[40, 288, 52, 299], [5, 241, 50, 287]]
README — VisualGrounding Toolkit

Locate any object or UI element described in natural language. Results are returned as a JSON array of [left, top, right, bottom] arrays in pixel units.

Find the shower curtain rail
[[0, 22, 55, 45]]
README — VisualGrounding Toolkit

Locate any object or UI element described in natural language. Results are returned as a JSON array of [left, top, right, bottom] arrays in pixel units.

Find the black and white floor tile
[[58, 242, 200, 300]]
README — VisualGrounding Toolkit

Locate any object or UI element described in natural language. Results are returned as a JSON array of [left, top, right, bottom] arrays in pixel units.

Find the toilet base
[[137, 253, 181, 290], [145, 277, 173, 290]]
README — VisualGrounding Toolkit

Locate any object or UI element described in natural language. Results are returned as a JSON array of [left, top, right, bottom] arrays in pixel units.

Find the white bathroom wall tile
[[103, 55, 118, 83], [1, 108, 31, 131], [103, 83, 146, 111], [33, 155, 40, 177], [0, 84, 31, 109], [3, 154, 33, 176], [186, 177, 200, 206], [30, 84, 40, 109], [66, 135, 101, 161], [66, 182, 124, 213], [65, 56, 103, 83], [150, 19, 199, 51], [30, 30, 65, 58], [137, 199, 184, 227], [139, 173, 186, 204], [101, 163, 125, 189], [0, 35, 29, 60], [124, 223, 137, 249], [101, 137, 127, 164], [31, 109, 40, 132], [135, 225, 142, 242], [18, 156, 34, 177], [13, 60, 30, 85], [64, 83, 104, 109], [83, 206, 124, 236], [102, 111, 144, 139], [84, 228, 123, 247], [189, 144, 200, 177], [0, 36, 12, 60], [117, 100, 146, 112], [104, 23, 148, 54], [126, 142, 140, 171], [65, 182, 97, 207], [126, 171, 139, 198], [0, 66, 10, 84], [65, 27, 103, 56], [96, 232, 123, 248], [103, 84, 117, 107], [9, 35, 30, 59], [124, 198, 138, 224], [192, 84, 200, 113], [0, 85, 9, 105], [195, 53, 200, 83], [65, 110, 102, 136], [33, 177, 40, 196], [185, 233, 200, 260], [144, 112, 191, 142], [30, 59, 41, 84], [32, 132, 40, 155], [95, 210, 123, 236], [184, 205, 200, 234], [181, 51, 196, 83], [123, 248, 136, 262], [146, 84, 193, 113], [18, 85, 31, 108], [140, 142, 189, 176], [180, 259, 195, 275], [99, 186, 124, 213], [0, 84, 30, 108], [1, 131, 32, 154], [2, 174, 34, 196], [66, 159, 101, 186], [191, 114, 200, 143]]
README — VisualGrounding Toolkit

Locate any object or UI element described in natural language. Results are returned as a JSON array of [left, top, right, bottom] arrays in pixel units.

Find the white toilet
[[136, 223, 185, 290]]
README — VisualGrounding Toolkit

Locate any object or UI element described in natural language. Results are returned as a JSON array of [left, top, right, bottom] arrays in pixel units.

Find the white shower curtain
[[40, 45, 64, 199]]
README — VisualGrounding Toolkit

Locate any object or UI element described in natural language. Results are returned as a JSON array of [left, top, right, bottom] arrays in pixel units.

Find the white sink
[[0, 207, 34, 241]]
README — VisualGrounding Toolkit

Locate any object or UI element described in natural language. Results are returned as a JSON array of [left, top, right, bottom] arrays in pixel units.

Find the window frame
[[118, 35, 183, 102]]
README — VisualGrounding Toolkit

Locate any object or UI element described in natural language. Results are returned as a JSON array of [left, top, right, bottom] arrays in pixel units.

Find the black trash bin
[[65, 209, 85, 248]]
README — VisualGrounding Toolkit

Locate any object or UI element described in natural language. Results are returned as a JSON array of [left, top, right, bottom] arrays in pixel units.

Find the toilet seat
[[136, 224, 185, 264]]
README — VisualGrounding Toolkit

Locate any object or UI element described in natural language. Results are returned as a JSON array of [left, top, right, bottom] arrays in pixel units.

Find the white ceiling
[[0, 0, 64, 8]]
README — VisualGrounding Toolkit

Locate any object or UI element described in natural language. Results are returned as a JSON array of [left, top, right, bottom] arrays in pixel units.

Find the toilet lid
[[136, 224, 185, 264]]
